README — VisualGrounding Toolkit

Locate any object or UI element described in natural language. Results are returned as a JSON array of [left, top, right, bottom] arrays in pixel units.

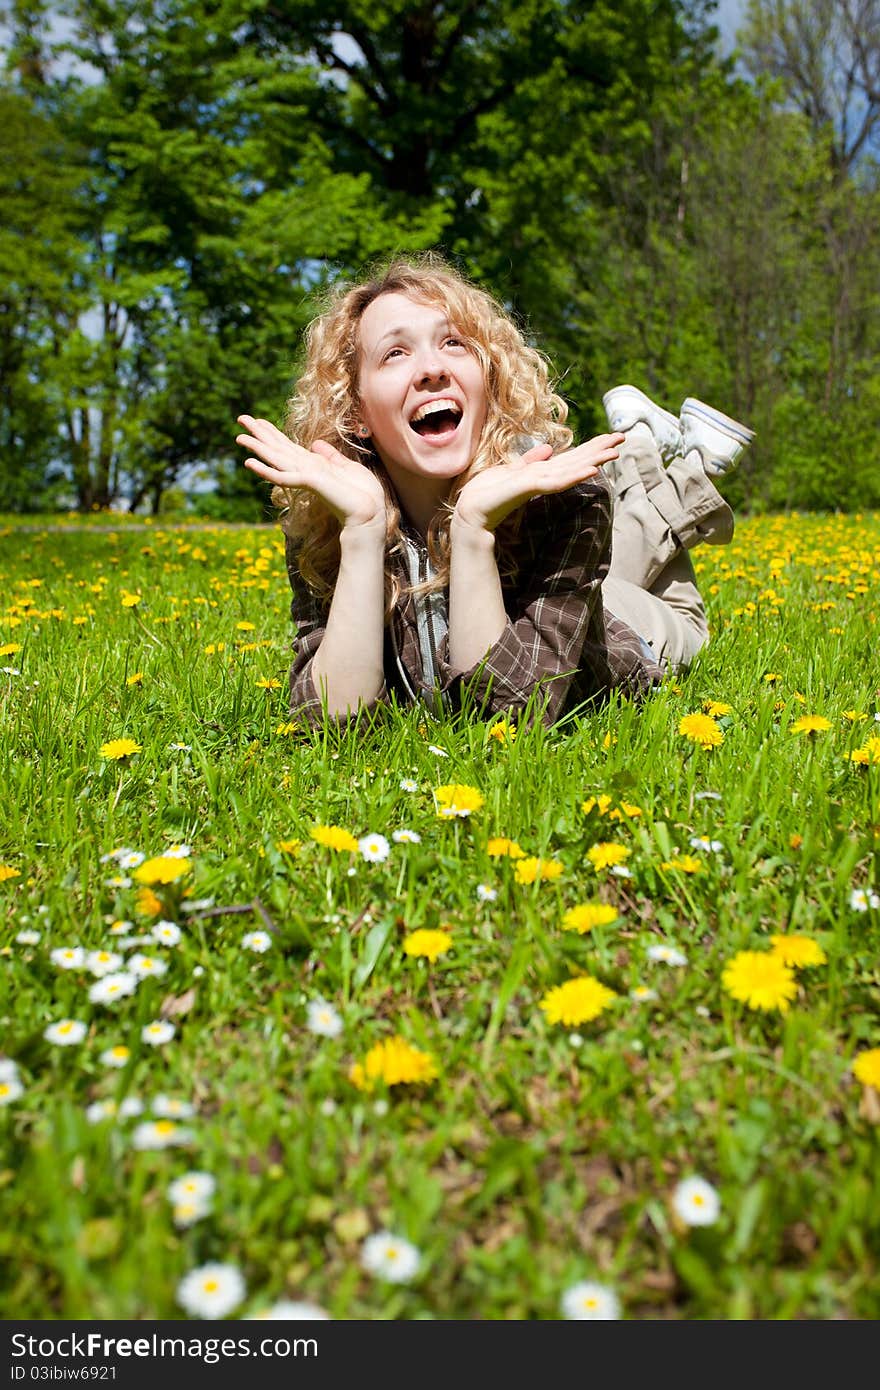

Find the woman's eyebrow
[[373, 320, 453, 350]]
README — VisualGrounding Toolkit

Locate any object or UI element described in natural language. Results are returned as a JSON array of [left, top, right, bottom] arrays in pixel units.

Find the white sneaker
[[680, 398, 754, 477], [602, 384, 683, 460]]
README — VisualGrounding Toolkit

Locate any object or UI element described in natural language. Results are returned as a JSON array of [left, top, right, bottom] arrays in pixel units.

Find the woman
[[236, 256, 752, 728]]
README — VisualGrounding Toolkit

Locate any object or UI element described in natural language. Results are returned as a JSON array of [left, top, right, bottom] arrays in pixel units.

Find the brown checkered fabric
[[283, 474, 663, 729]]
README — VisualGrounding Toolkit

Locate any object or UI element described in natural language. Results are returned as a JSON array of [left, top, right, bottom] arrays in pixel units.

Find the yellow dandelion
[[560, 902, 619, 934], [0, 865, 21, 883], [275, 838, 301, 855], [135, 887, 163, 917], [721, 951, 798, 1014], [790, 714, 832, 736], [661, 855, 703, 874], [349, 1035, 438, 1091], [514, 856, 564, 885], [236, 621, 256, 631], [403, 929, 452, 963], [586, 842, 631, 871], [487, 719, 516, 744], [849, 736, 880, 765], [539, 976, 618, 1027], [99, 738, 142, 760], [842, 710, 867, 723], [133, 856, 191, 885], [125, 672, 144, 687], [486, 837, 526, 859], [769, 934, 827, 968], [678, 712, 724, 749], [310, 824, 359, 853], [0, 643, 21, 657], [789, 833, 803, 850], [434, 783, 484, 818], [581, 794, 613, 816], [256, 677, 281, 689], [763, 673, 781, 684], [120, 593, 141, 608], [703, 700, 733, 717], [852, 1048, 880, 1090], [609, 800, 643, 821], [275, 723, 298, 735]]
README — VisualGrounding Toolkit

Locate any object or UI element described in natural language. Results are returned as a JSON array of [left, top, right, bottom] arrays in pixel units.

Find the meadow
[[1, 510, 878, 1322]]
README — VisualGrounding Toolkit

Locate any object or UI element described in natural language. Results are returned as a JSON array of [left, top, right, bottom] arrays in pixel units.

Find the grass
[[0, 510, 878, 1321]]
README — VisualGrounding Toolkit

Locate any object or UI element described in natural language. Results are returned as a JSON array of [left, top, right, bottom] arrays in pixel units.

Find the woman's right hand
[[236, 416, 388, 533]]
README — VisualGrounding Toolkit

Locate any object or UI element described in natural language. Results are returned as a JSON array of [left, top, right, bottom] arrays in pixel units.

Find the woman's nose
[[414, 351, 447, 384]]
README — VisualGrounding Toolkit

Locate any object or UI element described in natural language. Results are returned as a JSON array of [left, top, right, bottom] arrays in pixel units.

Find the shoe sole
[[680, 397, 754, 444], [602, 384, 680, 436]]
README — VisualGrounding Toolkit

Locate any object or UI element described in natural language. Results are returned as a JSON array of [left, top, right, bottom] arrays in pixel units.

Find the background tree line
[[1, 0, 879, 518]]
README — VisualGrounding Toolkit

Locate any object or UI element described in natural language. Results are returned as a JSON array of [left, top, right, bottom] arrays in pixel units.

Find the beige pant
[[600, 429, 733, 670]]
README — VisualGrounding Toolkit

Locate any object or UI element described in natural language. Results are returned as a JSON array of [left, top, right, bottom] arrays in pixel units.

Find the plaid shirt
[[283, 473, 663, 728]]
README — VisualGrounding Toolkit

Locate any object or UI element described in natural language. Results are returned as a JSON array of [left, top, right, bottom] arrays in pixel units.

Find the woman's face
[[356, 292, 488, 502]]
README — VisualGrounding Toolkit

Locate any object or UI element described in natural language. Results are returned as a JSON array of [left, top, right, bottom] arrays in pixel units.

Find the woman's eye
[[445, 337, 465, 348], [383, 347, 403, 361]]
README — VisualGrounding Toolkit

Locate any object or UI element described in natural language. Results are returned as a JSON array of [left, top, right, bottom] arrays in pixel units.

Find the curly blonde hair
[[274, 252, 573, 614]]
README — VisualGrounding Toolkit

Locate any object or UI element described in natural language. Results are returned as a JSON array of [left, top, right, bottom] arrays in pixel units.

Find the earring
[[356, 424, 369, 438]]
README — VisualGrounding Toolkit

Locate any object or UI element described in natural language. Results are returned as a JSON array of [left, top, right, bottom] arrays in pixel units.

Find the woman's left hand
[[452, 434, 625, 534]]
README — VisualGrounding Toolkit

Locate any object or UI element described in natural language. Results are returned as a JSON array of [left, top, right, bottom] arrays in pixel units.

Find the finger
[[519, 443, 554, 464]]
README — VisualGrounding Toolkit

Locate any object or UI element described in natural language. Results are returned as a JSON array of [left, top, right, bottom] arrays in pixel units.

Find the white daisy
[[0, 1059, 20, 1083], [172, 1199, 211, 1228], [850, 887, 880, 912], [392, 828, 422, 844], [185, 897, 214, 912], [0, 667, 20, 676], [242, 931, 272, 953], [427, 744, 448, 757], [689, 836, 724, 853], [104, 876, 132, 889], [89, 972, 138, 1005], [610, 864, 633, 878], [164, 844, 192, 859], [560, 1279, 621, 1320], [86, 949, 124, 978], [305, 999, 343, 1039], [646, 944, 689, 967], [567, 1033, 584, 1048], [358, 833, 391, 863], [131, 1119, 194, 1150], [169, 743, 192, 751], [115, 936, 155, 950], [153, 1095, 196, 1119], [476, 883, 498, 903], [44, 1019, 87, 1046], [0, 1073, 24, 1105], [176, 1263, 245, 1320], [50, 946, 85, 971], [141, 1020, 175, 1045], [246, 1300, 330, 1320], [15, 929, 41, 945], [152, 920, 182, 946], [630, 985, 658, 1002], [85, 1099, 119, 1124], [360, 1231, 421, 1283], [108, 920, 135, 935], [118, 1097, 144, 1118], [399, 778, 419, 792], [694, 790, 723, 801], [127, 953, 169, 979], [117, 851, 145, 869], [672, 1175, 721, 1227], [319, 1098, 337, 1117], [168, 1172, 216, 1205]]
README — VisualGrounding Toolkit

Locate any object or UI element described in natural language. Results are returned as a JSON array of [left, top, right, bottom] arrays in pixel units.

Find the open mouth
[[408, 398, 463, 441]]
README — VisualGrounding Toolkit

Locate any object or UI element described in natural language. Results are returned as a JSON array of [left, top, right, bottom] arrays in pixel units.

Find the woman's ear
[[355, 424, 370, 438]]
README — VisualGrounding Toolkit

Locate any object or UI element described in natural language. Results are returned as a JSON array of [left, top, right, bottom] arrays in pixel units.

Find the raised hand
[[452, 434, 625, 534], [236, 416, 388, 532]]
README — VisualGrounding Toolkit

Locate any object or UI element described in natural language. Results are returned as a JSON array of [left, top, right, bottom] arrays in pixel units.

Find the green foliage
[[0, 0, 878, 514]]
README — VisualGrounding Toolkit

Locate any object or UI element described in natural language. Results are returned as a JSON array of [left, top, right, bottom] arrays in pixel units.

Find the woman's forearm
[[447, 516, 507, 672], [309, 522, 387, 714]]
